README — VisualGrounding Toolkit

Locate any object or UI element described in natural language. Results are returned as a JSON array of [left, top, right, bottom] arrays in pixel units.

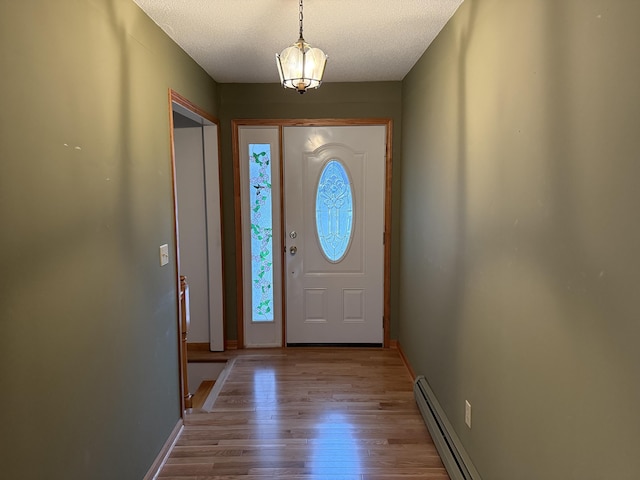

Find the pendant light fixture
[[275, 0, 327, 94]]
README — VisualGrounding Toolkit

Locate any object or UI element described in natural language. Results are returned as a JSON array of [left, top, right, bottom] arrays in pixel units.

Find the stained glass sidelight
[[249, 144, 273, 322], [315, 160, 354, 262]]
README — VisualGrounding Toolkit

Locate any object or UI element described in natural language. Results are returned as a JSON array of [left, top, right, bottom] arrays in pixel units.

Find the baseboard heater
[[414, 376, 482, 480]]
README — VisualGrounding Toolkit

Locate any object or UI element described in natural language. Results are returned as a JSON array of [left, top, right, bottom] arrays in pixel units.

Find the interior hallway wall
[[399, 1, 640, 479], [0, 1, 218, 478]]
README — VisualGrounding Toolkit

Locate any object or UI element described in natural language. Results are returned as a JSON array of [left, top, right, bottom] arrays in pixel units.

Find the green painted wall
[[218, 82, 403, 341], [0, 1, 218, 479], [400, 0, 640, 478]]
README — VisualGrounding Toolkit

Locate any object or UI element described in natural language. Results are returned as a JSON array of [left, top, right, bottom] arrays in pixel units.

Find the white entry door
[[284, 126, 386, 345]]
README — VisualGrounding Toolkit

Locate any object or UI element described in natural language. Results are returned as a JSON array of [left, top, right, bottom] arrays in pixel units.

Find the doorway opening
[[169, 90, 225, 411]]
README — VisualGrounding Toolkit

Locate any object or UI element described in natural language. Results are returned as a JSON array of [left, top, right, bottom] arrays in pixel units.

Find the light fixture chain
[[298, 0, 304, 39]]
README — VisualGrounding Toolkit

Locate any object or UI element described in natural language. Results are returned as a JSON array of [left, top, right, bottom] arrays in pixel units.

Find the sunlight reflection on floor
[[251, 368, 363, 477], [253, 368, 277, 403], [310, 412, 362, 477]]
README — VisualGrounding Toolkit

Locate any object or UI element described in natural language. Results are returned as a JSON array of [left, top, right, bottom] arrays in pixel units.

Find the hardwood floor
[[190, 380, 216, 410], [158, 349, 449, 480]]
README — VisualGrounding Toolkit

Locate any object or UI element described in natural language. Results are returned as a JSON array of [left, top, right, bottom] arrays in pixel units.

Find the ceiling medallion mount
[[275, 0, 327, 94]]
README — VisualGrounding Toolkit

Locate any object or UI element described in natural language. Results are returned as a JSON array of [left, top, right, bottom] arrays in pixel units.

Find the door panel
[[284, 126, 386, 344], [238, 127, 283, 347]]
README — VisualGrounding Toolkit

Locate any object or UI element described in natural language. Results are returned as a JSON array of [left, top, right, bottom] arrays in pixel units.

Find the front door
[[284, 126, 386, 345]]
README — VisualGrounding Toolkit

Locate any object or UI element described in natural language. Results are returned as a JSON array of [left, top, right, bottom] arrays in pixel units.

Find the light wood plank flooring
[[159, 349, 449, 480]]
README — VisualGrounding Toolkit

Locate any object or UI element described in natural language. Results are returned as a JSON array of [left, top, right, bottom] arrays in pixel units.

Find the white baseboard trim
[[143, 419, 183, 480]]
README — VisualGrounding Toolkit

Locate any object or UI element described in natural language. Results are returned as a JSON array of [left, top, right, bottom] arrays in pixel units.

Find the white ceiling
[[132, 0, 464, 84]]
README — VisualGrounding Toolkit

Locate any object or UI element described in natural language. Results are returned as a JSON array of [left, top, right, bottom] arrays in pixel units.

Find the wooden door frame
[[232, 118, 393, 349], [168, 89, 224, 413]]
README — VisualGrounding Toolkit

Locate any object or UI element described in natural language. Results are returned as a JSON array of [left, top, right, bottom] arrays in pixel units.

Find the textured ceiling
[[132, 0, 464, 84]]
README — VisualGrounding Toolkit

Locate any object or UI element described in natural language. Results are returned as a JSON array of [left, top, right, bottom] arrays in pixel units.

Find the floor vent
[[414, 376, 482, 480]]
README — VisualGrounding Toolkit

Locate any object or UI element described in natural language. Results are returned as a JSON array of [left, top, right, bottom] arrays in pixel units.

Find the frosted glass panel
[[315, 160, 354, 262], [249, 144, 273, 322]]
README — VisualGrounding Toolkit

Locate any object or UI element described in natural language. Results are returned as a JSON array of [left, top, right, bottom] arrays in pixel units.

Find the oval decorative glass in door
[[315, 160, 354, 262]]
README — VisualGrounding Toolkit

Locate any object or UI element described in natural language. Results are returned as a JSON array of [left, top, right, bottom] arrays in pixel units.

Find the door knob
[[289, 246, 297, 255]]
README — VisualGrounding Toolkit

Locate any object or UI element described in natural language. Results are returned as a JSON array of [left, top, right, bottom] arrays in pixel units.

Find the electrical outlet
[[465, 400, 472, 428]]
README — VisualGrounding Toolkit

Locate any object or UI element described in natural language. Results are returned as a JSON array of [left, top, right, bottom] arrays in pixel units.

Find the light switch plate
[[159, 244, 169, 266]]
